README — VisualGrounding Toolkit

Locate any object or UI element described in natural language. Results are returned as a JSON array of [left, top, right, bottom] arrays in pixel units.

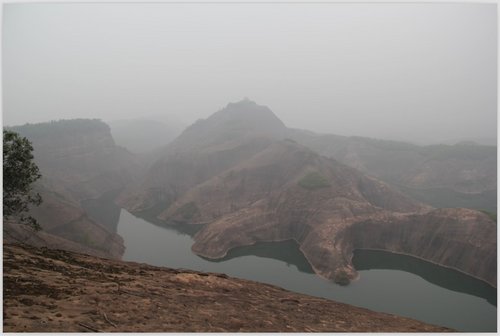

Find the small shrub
[[298, 172, 331, 190], [174, 202, 199, 221], [80, 232, 96, 248], [334, 269, 351, 286]]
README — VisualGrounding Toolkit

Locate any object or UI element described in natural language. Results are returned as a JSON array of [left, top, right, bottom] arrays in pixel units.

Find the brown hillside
[[7, 119, 140, 258]]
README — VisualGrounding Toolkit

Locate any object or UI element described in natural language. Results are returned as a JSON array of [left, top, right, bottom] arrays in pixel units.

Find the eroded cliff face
[[6, 119, 139, 258], [190, 200, 496, 286], [339, 208, 497, 286]]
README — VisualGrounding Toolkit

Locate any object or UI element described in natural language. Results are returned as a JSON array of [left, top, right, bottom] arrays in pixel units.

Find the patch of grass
[[78, 232, 101, 250], [173, 202, 199, 221], [298, 172, 331, 190]]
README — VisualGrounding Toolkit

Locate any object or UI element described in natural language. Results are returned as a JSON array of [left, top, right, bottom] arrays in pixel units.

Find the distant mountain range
[[287, 129, 496, 211], [111, 105, 496, 212], [434, 137, 497, 146]]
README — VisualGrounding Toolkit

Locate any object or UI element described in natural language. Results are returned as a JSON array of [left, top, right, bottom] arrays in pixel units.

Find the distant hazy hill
[[118, 100, 496, 286], [108, 118, 184, 154], [5, 119, 142, 258], [288, 129, 497, 211], [436, 137, 497, 146], [10, 119, 137, 191]]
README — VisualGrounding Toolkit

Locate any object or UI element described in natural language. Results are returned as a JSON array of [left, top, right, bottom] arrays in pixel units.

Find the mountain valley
[[118, 100, 497, 286], [3, 99, 497, 332]]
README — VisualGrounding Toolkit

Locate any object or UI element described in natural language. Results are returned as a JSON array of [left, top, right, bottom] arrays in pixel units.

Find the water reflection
[[133, 209, 204, 236], [205, 240, 314, 274], [353, 249, 497, 306], [81, 189, 122, 233]]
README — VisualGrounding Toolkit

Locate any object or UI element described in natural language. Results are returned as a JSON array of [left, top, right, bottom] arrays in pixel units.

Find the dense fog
[[3, 3, 497, 145]]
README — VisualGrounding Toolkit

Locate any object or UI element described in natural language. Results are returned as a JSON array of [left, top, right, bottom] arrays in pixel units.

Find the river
[[113, 208, 496, 332]]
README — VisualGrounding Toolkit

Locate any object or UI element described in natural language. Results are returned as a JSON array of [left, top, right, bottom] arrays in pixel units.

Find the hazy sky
[[3, 3, 497, 144]]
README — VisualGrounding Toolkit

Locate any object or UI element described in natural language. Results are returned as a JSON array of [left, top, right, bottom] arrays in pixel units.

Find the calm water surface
[[115, 208, 496, 332]]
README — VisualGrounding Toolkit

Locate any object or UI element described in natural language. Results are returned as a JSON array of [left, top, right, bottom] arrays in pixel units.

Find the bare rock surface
[[3, 243, 451, 332], [341, 208, 497, 286]]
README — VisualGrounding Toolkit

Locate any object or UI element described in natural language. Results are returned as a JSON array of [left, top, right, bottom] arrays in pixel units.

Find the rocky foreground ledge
[[3, 243, 451, 332]]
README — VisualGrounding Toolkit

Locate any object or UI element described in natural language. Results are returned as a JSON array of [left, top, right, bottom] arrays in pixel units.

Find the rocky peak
[[214, 99, 284, 127], [168, 100, 287, 153]]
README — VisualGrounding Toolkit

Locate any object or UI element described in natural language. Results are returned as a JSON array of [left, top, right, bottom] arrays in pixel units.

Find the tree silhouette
[[3, 130, 42, 230]]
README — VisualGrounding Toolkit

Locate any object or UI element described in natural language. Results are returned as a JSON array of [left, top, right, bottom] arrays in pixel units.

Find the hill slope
[[6, 119, 141, 258], [288, 130, 497, 211], [3, 243, 450, 332], [117, 100, 286, 213]]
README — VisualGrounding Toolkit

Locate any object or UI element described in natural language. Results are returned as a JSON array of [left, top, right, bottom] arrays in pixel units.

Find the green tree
[[3, 130, 42, 230]]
